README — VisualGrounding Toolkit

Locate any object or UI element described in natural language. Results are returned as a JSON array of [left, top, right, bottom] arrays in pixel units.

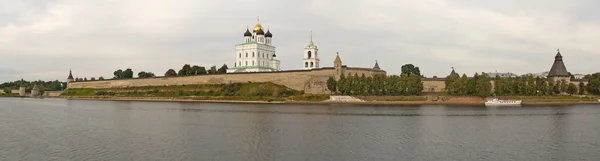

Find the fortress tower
[[303, 31, 320, 69], [19, 79, 26, 96], [228, 18, 280, 73], [547, 49, 570, 84]]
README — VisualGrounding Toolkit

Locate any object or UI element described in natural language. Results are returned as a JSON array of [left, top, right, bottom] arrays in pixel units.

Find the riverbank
[[56, 96, 600, 106]]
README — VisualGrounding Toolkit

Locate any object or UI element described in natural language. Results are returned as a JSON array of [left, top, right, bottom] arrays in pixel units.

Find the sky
[[1, 0, 599, 82]]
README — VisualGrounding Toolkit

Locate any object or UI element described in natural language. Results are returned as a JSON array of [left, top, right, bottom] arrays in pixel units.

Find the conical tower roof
[[547, 49, 569, 77], [32, 84, 39, 90], [373, 61, 380, 70], [334, 52, 342, 65], [68, 69, 74, 79], [20, 78, 24, 87]]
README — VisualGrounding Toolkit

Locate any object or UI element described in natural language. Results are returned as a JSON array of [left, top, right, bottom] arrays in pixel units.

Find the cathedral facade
[[227, 20, 280, 73]]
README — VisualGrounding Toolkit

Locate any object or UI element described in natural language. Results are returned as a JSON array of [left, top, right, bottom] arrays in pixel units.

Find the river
[[0, 98, 599, 161]]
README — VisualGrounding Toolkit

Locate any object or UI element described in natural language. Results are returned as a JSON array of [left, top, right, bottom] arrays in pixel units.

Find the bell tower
[[303, 31, 320, 69]]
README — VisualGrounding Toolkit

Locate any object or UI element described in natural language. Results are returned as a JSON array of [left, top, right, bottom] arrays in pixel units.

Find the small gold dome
[[253, 23, 263, 33]]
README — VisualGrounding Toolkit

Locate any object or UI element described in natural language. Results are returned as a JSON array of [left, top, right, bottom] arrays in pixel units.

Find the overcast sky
[[1, 0, 599, 82]]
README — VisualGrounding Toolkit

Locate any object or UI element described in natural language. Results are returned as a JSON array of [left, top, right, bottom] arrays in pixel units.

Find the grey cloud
[[0, 0, 599, 82]]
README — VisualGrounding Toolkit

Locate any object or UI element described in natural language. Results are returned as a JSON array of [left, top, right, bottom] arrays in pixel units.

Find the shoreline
[[14, 96, 597, 106]]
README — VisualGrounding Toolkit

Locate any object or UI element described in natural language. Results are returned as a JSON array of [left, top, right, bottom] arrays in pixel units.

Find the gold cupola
[[253, 18, 263, 33]]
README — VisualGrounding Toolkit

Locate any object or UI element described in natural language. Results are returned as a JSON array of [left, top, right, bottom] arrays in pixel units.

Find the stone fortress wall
[[68, 67, 386, 94]]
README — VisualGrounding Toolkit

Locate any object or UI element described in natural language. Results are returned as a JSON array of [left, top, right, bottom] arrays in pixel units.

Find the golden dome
[[253, 23, 263, 33]]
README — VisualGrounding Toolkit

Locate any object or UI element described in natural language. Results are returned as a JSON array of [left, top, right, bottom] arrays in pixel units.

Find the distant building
[[523, 71, 549, 78], [485, 72, 518, 78], [573, 74, 585, 79], [228, 19, 280, 73]]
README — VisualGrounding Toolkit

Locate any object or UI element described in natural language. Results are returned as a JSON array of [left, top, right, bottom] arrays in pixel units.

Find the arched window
[[239, 61, 241, 66], [239, 53, 241, 58], [308, 51, 312, 59], [305, 62, 308, 68], [252, 61, 255, 66], [245, 61, 248, 66], [262, 53, 264, 58], [246, 53, 248, 57], [252, 52, 255, 57], [310, 62, 314, 67]]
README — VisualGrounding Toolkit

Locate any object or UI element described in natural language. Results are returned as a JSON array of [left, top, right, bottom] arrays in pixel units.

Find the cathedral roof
[[244, 28, 252, 37], [373, 61, 380, 70], [547, 50, 569, 77], [256, 29, 265, 35], [265, 30, 272, 37], [253, 22, 263, 33]]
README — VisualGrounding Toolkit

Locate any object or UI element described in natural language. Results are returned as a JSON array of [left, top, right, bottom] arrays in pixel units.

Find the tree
[[559, 79, 568, 94], [401, 64, 421, 76], [165, 69, 178, 77], [99, 77, 105, 80], [208, 66, 218, 74], [3, 88, 11, 94], [191, 65, 207, 75], [84, 77, 88, 81], [338, 74, 348, 95], [90, 77, 96, 81], [138, 71, 156, 78], [445, 71, 460, 94], [587, 79, 600, 95], [113, 69, 123, 79], [579, 82, 585, 95], [567, 83, 577, 95], [327, 77, 337, 94], [475, 73, 492, 97], [218, 64, 228, 74]]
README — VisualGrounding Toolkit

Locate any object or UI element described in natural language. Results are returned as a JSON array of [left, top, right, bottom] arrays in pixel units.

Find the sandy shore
[[56, 96, 600, 106]]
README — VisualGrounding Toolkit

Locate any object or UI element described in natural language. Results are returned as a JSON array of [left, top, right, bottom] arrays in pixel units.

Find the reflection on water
[[0, 98, 599, 161]]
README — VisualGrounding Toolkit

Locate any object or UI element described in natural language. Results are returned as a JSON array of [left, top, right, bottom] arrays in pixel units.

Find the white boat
[[485, 98, 522, 106]]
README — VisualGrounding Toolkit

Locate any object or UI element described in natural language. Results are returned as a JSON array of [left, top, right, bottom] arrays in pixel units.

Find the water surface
[[1, 98, 599, 161]]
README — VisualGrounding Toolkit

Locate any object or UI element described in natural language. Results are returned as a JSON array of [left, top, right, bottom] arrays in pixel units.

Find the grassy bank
[[61, 82, 304, 101]]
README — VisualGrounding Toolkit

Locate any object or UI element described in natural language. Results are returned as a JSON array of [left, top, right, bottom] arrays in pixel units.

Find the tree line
[[444, 72, 492, 97], [584, 73, 600, 95], [325, 64, 424, 96], [327, 73, 423, 96], [1, 80, 66, 94], [445, 71, 592, 96], [165, 64, 228, 77]]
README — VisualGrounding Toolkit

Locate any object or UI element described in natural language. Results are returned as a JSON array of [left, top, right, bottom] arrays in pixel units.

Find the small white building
[[227, 19, 280, 73]]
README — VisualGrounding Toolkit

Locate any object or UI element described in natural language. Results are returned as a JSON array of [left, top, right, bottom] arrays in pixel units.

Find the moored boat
[[485, 98, 522, 106]]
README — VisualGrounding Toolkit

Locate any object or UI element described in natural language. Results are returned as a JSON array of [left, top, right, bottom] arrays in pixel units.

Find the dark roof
[[272, 53, 276, 57], [373, 61, 380, 70], [265, 30, 272, 37], [244, 28, 252, 37], [68, 70, 74, 79], [256, 29, 265, 35], [548, 51, 569, 77]]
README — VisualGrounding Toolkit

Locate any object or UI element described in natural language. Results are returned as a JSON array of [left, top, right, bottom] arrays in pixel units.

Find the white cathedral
[[227, 19, 320, 73]]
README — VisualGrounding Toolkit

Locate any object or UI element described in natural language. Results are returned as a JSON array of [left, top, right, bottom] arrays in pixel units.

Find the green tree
[[560, 79, 568, 94], [445, 71, 460, 94], [90, 77, 96, 81], [123, 68, 134, 78], [327, 76, 337, 94], [138, 71, 156, 78], [587, 79, 600, 95], [475, 73, 492, 97], [578, 82, 585, 95], [208, 66, 218, 74], [3, 88, 11, 94], [401, 64, 421, 76], [165, 69, 178, 77], [457, 74, 468, 95], [218, 64, 228, 74], [338, 74, 348, 95], [567, 83, 577, 95], [178, 64, 192, 76], [113, 69, 123, 79], [99, 77, 105, 80]]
